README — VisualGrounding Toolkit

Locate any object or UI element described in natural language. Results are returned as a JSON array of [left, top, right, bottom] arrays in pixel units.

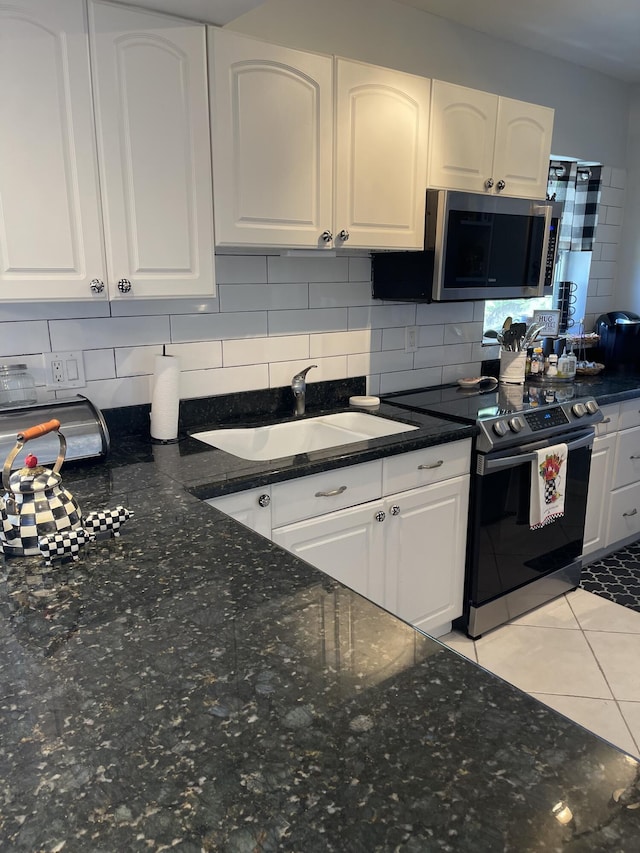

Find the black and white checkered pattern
[[38, 528, 91, 567], [1, 473, 83, 556], [547, 161, 602, 252], [83, 506, 133, 538]]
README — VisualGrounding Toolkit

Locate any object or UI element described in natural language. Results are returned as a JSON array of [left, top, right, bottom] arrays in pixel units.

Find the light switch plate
[[43, 351, 86, 390]]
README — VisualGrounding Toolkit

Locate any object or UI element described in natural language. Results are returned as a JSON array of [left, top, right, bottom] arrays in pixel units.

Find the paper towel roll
[[150, 355, 180, 442]]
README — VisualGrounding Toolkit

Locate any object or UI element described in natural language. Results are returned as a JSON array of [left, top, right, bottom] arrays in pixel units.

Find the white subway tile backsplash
[[443, 363, 481, 383], [348, 256, 372, 281], [268, 308, 348, 336], [348, 349, 415, 376], [49, 316, 170, 350], [268, 255, 349, 283], [0, 301, 110, 322], [605, 205, 623, 226], [416, 302, 475, 324], [215, 254, 268, 283], [84, 349, 116, 381], [417, 325, 445, 347], [381, 327, 406, 350], [309, 281, 374, 308], [444, 322, 484, 345], [310, 329, 380, 358], [110, 297, 220, 317], [600, 243, 619, 262], [115, 345, 163, 377], [379, 367, 442, 394], [473, 341, 499, 361], [166, 341, 222, 371], [600, 185, 625, 208], [349, 304, 416, 329], [0, 320, 50, 356], [80, 375, 154, 409], [610, 167, 626, 189], [219, 282, 308, 312], [171, 312, 267, 342], [223, 335, 309, 366], [180, 364, 269, 399]]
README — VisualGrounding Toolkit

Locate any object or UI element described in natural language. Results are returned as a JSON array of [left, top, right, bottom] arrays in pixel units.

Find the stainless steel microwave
[[372, 189, 558, 302]]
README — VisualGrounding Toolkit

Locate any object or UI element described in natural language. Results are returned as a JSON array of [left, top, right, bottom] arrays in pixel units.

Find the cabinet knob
[[485, 178, 494, 189], [390, 504, 400, 516], [118, 278, 132, 293], [321, 230, 333, 243], [257, 493, 270, 508], [496, 180, 506, 191], [89, 278, 104, 294], [375, 510, 386, 522], [337, 229, 350, 242]]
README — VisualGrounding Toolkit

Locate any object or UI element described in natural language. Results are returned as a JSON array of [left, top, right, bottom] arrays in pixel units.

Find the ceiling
[[394, 0, 640, 84]]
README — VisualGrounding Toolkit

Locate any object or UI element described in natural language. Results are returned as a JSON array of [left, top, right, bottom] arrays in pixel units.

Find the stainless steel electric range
[[382, 380, 604, 638]]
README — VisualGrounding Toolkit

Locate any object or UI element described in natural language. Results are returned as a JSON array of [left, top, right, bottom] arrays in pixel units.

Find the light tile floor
[[440, 588, 640, 758]]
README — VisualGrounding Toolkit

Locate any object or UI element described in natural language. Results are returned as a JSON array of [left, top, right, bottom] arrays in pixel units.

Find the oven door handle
[[479, 430, 594, 474]]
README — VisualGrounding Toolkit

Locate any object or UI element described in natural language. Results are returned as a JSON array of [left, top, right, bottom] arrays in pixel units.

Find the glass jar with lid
[[0, 364, 37, 408]]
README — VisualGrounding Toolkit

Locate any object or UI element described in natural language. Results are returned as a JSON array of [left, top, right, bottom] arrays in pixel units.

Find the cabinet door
[[334, 59, 430, 250], [0, 0, 106, 301], [89, 0, 215, 299], [493, 97, 554, 199], [427, 80, 497, 194], [383, 476, 469, 638], [207, 489, 272, 540], [583, 434, 616, 556], [272, 501, 386, 607], [210, 29, 333, 248], [612, 426, 640, 490]]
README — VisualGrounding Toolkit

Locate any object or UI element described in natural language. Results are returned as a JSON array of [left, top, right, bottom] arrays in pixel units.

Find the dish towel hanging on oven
[[530, 443, 568, 529]]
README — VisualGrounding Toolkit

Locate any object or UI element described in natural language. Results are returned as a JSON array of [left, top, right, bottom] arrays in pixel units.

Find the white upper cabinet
[[209, 29, 430, 250], [334, 59, 430, 250], [428, 80, 554, 199], [0, 0, 215, 302], [88, 0, 215, 299], [0, 0, 106, 301]]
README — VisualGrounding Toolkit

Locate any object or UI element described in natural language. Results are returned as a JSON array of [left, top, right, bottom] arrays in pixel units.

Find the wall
[[0, 0, 632, 411]]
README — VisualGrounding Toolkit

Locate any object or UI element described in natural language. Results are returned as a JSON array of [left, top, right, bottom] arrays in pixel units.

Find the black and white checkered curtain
[[547, 161, 602, 251]]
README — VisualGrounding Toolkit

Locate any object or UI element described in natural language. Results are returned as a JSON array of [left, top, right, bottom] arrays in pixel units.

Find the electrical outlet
[[43, 351, 86, 390], [405, 326, 418, 353]]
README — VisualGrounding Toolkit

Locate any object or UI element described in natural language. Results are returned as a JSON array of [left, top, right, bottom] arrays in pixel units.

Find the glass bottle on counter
[[530, 347, 544, 375], [547, 354, 558, 377]]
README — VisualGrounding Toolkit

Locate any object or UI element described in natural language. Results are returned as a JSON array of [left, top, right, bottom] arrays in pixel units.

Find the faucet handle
[[292, 364, 318, 383]]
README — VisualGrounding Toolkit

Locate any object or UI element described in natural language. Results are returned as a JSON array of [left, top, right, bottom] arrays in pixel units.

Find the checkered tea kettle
[[0, 419, 83, 557]]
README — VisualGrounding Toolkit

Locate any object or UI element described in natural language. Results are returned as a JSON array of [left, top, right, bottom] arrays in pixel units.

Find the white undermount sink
[[191, 411, 418, 461]]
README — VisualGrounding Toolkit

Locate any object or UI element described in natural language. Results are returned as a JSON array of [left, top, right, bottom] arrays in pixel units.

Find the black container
[[595, 311, 640, 372]]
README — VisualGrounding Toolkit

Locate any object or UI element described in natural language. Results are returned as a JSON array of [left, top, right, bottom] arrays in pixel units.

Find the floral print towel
[[530, 444, 568, 529]]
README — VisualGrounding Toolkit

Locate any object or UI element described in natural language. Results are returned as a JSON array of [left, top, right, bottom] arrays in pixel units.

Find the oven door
[[464, 428, 594, 638]]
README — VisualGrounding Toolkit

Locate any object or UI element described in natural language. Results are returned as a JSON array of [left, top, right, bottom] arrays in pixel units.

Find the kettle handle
[[3, 419, 68, 493]]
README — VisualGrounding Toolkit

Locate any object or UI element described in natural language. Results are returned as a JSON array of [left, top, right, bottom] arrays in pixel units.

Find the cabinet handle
[[89, 278, 104, 294], [630, 455, 640, 460], [315, 485, 347, 498], [390, 504, 400, 516], [321, 230, 333, 243], [375, 510, 386, 522], [118, 278, 132, 293], [337, 229, 350, 242], [485, 178, 494, 189], [496, 179, 506, 191], [623, 508, 638, 517], [257, 494, 270, 508], [418, 460, 444, 470]]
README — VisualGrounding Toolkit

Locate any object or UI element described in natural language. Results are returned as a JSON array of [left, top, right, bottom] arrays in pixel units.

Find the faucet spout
[[291, 364, 318, 416]]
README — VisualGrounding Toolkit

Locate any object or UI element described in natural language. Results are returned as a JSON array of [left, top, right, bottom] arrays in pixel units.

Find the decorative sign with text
[[532, 309, 561, 337]]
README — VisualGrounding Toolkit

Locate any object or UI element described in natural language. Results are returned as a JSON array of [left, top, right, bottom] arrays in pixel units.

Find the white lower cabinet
[[582, 433, 616, 557], [207, 439, 471, 638]]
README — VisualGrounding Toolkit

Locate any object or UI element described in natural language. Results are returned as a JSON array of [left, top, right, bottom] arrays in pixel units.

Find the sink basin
[[191, 411, 418, 461]]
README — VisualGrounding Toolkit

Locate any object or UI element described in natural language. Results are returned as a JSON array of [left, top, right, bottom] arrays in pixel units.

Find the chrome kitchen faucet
[[291, 365, 317, 416]]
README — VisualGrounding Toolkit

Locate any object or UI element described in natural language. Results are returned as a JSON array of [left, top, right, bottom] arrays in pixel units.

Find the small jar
[[0, 364, 37, 408], [546, 354, 558, 377], [530, 348, 544, 375]]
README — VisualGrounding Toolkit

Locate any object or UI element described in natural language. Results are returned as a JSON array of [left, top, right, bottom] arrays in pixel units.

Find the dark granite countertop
[[2, 382, 640, 851]]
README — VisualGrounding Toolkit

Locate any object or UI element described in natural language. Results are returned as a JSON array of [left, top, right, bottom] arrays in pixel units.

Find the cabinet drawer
[[607, 481, 640, 546], [618, 399, 640, 431], [382, 439, 471, 494], [612, 426, 640, 490], [271, 460, 382, 527], [595, 403, 619, 436]]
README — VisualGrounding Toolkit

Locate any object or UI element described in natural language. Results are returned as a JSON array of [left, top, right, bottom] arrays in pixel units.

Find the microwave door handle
[[480, 430, 595, 474]]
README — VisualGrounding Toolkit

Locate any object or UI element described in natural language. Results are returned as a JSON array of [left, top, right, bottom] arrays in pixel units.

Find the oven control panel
[[524, 406, 569, 431], [478, 397, 603, 453]]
